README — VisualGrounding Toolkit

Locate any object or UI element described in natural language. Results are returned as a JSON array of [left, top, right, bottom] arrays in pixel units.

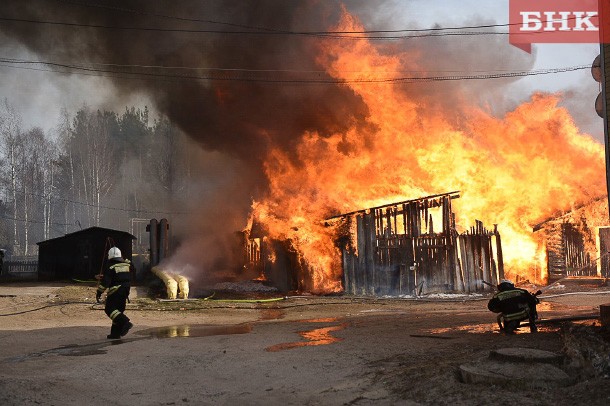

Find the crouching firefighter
[[96, 247, 134, 339], [487, 280, 540, 334]]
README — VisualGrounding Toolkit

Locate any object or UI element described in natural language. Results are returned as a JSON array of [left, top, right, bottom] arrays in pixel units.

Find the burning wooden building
[[242, 224, 303, 293], [533, 197, 610, 282], [332, 192, 503, 296], [244, 191, 506, 296]]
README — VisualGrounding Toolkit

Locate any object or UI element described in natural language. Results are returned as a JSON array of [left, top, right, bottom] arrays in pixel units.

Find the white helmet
[[108, 246, 122, 259]]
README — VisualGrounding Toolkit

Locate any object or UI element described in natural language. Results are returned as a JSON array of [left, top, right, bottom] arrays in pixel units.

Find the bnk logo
[[509, 0, 608, 52]]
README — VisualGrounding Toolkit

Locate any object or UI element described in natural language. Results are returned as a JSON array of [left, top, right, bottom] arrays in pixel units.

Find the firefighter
[[96, 246, 134, 339], [487, 279, 539, 334]]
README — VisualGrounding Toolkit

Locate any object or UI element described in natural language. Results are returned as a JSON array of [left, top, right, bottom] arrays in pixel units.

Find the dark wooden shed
[[37, 227, 136, 281]]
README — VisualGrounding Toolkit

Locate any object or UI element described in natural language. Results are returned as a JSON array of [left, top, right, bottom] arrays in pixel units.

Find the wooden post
[[342, 244, 353, 295], [599, 0, 610, 221], [357, 214, 366, 295], [364, 212, 377, 295], [494, 224, 504, 281]]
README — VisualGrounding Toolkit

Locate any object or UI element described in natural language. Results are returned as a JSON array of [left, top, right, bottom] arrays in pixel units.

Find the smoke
[[4, 1, 374, 161], [0, 0, 376, 285], [0, 1, 537, 161], [0, 0, 589, 287]]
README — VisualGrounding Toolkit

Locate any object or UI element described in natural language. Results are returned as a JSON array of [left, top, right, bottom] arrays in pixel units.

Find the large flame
[[249, 10, 606, 292]]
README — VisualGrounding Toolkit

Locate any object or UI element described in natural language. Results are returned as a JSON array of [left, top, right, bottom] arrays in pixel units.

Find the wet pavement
[[1, 285, 609, 405], [265, 318, 348, 352], [136, 323, 253, 339]]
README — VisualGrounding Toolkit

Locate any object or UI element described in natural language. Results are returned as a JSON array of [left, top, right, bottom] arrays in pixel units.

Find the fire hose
[[203, 295, 286, 303]]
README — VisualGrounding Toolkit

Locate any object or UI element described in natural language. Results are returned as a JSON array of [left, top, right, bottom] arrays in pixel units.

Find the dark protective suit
[[488, 286, 539, 333], [97, 257, 134, 338]]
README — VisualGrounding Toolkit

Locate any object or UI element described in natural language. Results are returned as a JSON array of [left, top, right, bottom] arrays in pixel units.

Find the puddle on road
[[8, 317, 350, 361], [136, 324, 252, 338], [427, 323, 497, 335], [6, 324, 253, 362], [427, 322, 557, 335], [265, 318, 348, 352]]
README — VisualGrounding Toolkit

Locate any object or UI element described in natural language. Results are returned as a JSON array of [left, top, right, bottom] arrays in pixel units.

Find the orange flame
[[249, 10, 606, 292]]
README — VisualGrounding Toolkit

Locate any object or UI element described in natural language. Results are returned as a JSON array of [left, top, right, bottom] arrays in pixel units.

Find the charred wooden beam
[[325, 191, 460, 220]]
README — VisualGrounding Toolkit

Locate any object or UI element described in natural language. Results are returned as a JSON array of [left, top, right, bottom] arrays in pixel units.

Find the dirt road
[[0, 283, 609, 405]]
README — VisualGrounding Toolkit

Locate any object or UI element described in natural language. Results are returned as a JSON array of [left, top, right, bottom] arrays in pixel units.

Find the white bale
[[176, 275, 190, 299], [152, 267, 178, 299]]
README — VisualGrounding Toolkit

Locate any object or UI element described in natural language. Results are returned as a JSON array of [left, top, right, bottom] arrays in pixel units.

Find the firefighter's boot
[[529, 312, 538, 333], [503, 320, 519, 334], [107, 323, 121, 339], [121, 321, 133, 337], [114, 313, 133, 337]]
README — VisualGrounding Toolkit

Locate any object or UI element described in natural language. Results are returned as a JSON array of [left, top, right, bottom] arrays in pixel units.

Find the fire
[[248, 10, 606, 292]]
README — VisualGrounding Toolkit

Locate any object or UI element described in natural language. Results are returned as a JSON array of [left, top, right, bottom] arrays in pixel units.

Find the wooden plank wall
[[599, 227, 610, 278], [544, 223, 566, 280], [457, 222, 503, 293], [562, 223, 596, 277], [341, 194, 504, 295]]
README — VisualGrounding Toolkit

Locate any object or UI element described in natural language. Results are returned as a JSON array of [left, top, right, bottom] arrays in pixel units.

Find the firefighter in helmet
[[487, 279, 539, 334], [96, 246, 134, 339]]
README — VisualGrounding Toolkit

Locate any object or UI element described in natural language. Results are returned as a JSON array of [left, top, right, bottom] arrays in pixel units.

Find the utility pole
[[599, 0, 610, 220]]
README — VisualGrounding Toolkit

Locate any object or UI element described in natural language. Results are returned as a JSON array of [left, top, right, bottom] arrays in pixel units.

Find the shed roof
[[36, 226, 137, 246], [532, 196, 607, 232]]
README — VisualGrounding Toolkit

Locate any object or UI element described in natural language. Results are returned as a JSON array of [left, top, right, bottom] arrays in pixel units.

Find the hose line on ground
[[0, 301, 95, 316], [203, 296, 287, 303]]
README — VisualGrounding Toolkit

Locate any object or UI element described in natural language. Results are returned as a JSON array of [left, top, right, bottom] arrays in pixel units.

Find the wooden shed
[[533, 197, 609, 281], [37, 227, 136, 281]]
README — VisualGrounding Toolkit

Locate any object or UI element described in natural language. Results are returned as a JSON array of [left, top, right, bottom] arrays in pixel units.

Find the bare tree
[[55, 107, 76, 234], [0, 100, 23, 253], [69, 107, 118, 226]]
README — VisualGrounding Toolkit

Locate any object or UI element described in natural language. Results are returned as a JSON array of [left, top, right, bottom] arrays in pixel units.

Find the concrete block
[[489, 347, 563, 365]]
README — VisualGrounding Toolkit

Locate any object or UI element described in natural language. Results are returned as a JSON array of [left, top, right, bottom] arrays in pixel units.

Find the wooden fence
[[0, 258, 38, 281]]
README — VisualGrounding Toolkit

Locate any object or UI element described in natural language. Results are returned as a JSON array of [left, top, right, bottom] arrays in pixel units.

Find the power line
[[0, 56, 549, 75], [0, 17, 298, 36], [0, 57, 591, 85], [0, 186, 191, 216], [51, 0, 580, 34], [0, 16, 511, 40], [53, 0, 288, 33], [0, 15, 581, 40], [0, 214, 72, 227]]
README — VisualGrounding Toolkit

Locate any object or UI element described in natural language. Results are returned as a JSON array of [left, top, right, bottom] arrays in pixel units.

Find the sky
[[0, 0, 603, 140], [378, 0, 602, 140]]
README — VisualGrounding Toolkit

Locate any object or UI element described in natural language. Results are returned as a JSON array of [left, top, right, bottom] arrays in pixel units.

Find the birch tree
[[69, 108, 118, 226], [55, 108, 76, 234], [0, 100, 23, 252]]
